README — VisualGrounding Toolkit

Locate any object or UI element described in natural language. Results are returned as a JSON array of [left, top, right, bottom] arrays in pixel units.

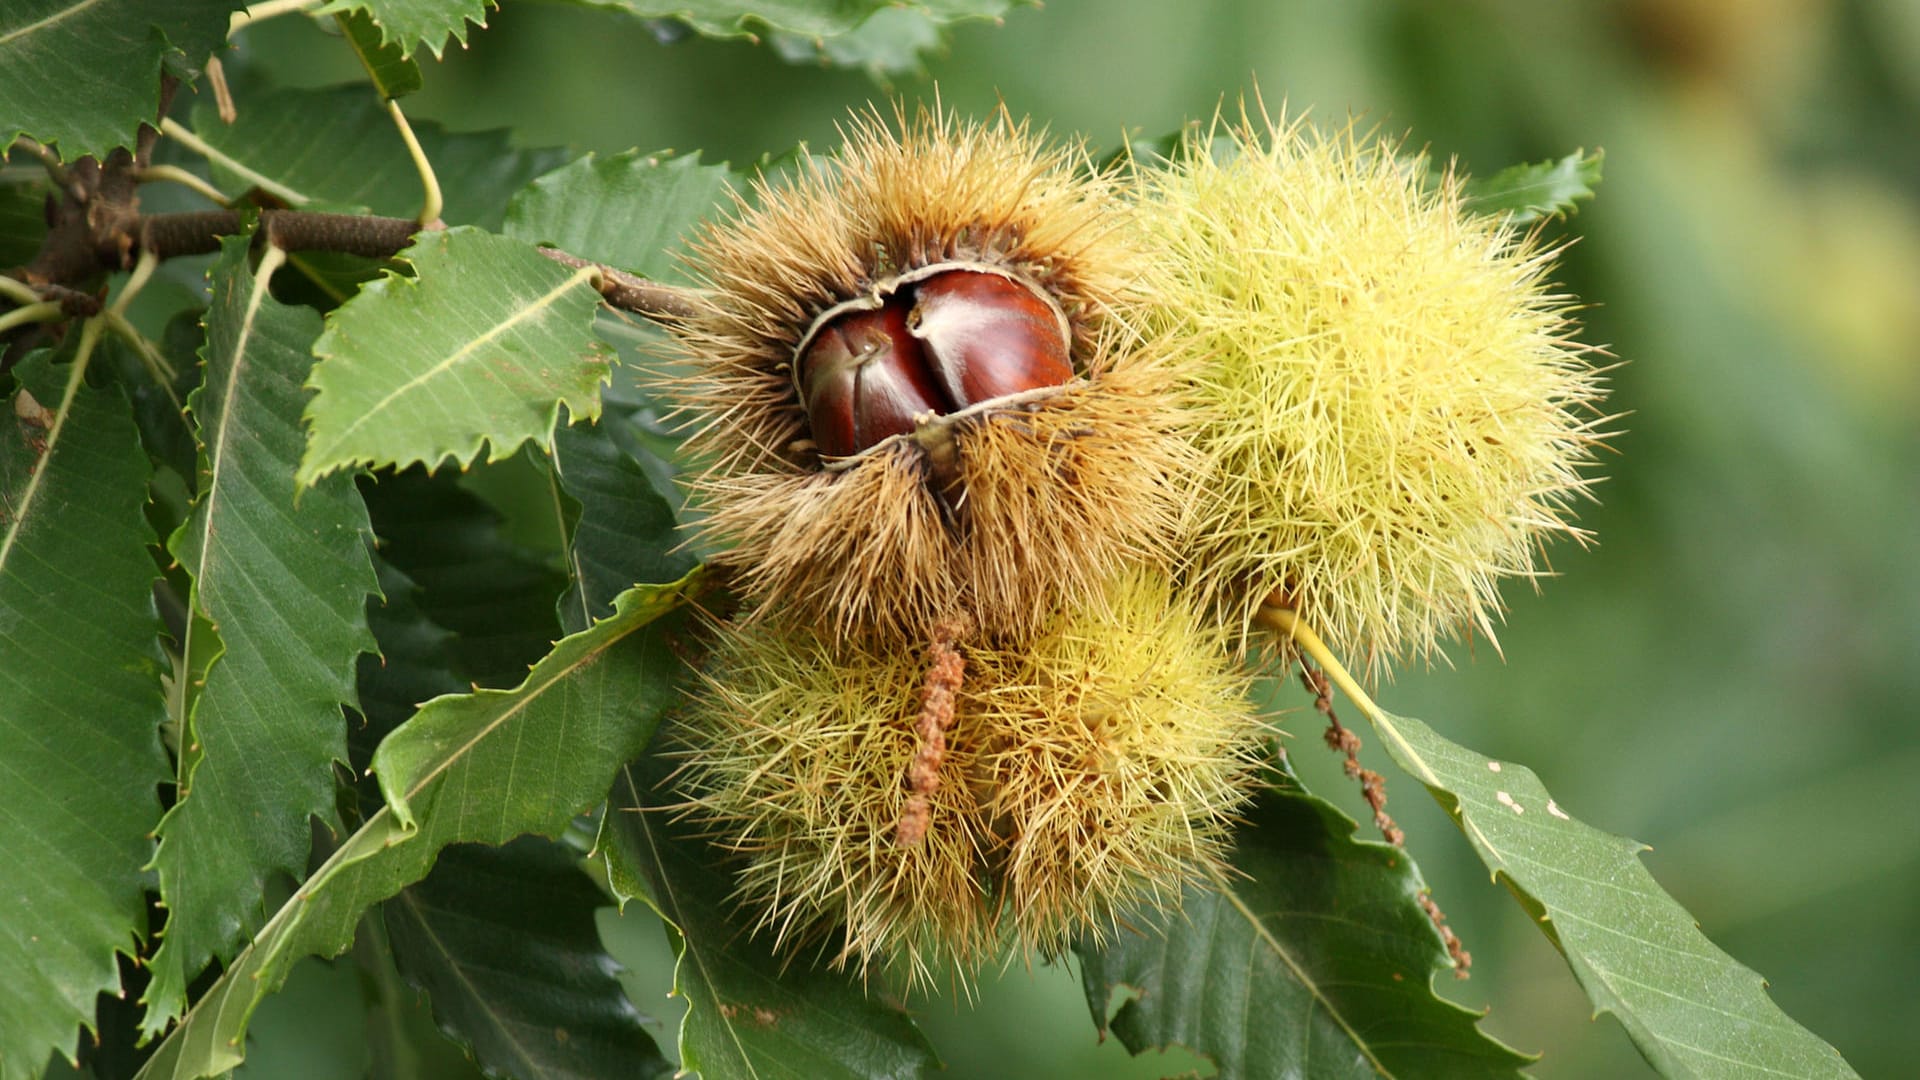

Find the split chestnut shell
[[662, 108, 1199, 641], [794, 265, 1075, 459]]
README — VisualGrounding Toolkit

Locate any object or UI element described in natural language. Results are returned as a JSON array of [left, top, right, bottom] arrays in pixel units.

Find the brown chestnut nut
[[796, 266, 1073, 459], [800, 302, 947, 458], [908, 269, 1074, 408]]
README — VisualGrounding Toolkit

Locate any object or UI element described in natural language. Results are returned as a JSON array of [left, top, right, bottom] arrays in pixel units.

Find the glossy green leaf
[[595, 761, 942, 1080], [1463, 149, 1603, 224], [1078, 784, 1530, 1080], [297, 228, 613, 488], [0, 0, 235, 159], [312, 0, 487, 59], [337, 9, 423, 99], [186, 86, 566, 228], [503, 149, 732, 280], [357, 917, 497, 1080], [503, 145, 714, 633], [145, 239, 382, 1030], [1366, 707, 1859, 1079], [133, 574, 702, 1080], [0, 349, 167, 1075], [576, 0, 1014, 40], [383, 838, 674, 1080], [355, 534, 663, 1078], [350, 560, 464, 808]]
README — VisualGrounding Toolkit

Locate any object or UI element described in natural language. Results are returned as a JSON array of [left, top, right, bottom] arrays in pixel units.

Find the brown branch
[[4, 74, 709, 375], [8, 68, 711, 329], [536, 249, 710, 321], [10, 203, 710, 325]]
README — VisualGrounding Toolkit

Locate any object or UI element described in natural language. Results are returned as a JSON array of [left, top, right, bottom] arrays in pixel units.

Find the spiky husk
[[698, 354, 1198, 642], [671, 620, 999, 986], [670, 570, 1264, 987], [967, 571, 1264, 953], [662, 106, 1195, 640], [1138, 114, 1607, 667]]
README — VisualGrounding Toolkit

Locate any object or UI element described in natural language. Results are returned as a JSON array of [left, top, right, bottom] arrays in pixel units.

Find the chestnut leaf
[[336, 8, 424, 100], [0, 352, 169, 1075], [577, 0, 1015, 42], [312, 0, 489, 60], [1077, 783, 1531, 1079], [187, 85, 567, 229], [134, 573, 703, 1080], [552, 413, 691, 634], [381, 838, 675, 1080], [505, 149, 732, 282], [346, 565, 673, 1077], [359, 468, 568, 690], [1462, 149, 1604, 224], [0, 0, 235, 160], [146, 237, 382, 1033], [1365, 707, 1859, 1078], [595, 758, 943, 1080], [296, 228, 613, 488]]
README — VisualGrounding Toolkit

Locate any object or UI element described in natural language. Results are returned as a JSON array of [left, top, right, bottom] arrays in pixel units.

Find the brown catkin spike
[[1300, 657, 1466, 973], [896, 619, 969, 846], [1299, 661, 1405, 846], [1420, 892, 1473, 979]]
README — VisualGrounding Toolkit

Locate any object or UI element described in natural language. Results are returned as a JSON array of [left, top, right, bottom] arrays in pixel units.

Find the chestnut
[[908, 269, 1075, 408], [799, 302, 948, 458], [795, 266, 1074, 459]]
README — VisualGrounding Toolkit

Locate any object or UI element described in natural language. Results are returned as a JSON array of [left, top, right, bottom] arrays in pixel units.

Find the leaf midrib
[[388, 889, 545, 1075], [308, 260, 600, 460], [178, 249, 285, 687], [635, 797, 759, 1078], [1208, 862, 1391, 1078], [0, 328, 94, 572], [0, 0, 110, 47]]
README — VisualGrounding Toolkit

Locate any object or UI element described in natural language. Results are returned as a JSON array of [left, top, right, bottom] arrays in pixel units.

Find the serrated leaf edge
[[295, 249, 605, 488], [134, 574, 702, 1080]]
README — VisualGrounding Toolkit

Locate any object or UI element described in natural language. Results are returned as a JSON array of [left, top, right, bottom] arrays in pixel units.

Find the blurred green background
[[238, 1, 1920, 1075]]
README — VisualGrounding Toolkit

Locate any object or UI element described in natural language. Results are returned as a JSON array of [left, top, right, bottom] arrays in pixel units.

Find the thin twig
[[19, 204, 707, 325], [0, 301, 63, 336], [1260, 603, 1471, 978], [109, 249, 159, 318], [103, 310, 182, 399], [228, 0, 321, 36], [159, 118, 308, 206], [6, 136, 65, 178], [137, 164, 230, 206], [31, 284, 104, 318], [386, 101, 443, 228], [0, 277, 41, 307], [101, 249, 180, 390], [537, 249, 715, 321]]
